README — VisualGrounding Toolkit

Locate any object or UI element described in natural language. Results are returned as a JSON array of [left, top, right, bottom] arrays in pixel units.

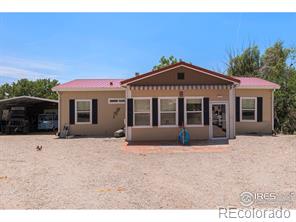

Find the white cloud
[[0, 56, 63, 81], [0, 66, 57, 80], [0, 56, 65, 71]]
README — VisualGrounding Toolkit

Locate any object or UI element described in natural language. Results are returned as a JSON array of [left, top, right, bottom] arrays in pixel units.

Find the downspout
[[272, 89, 274, 131], [57, 91, 61, 134]]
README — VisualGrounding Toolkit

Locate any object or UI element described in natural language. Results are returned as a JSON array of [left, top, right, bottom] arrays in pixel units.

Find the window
[[75, 100, 92, 124], [241, 97, 257, 121], [177, 72, 185, 80], [134, 99, 151, 126], [108, 98, 125, 104], [185, 98, 203, 126], [159, 98, 177, 126]]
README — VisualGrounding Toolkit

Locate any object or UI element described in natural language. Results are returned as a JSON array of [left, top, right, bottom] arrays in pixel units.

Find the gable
[[121, 62, 239, 86], [129, 66, 233, 86]]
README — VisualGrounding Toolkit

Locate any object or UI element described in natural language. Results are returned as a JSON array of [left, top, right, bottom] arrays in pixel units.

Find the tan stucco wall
[[59, 91, 125, 136], [131, 88, 229, 98], [58, 87, 273, 139], [235, 89, 273, 134], [130, 89, 229, 141], [131, 127, 209, 141], [132, 66, 232, 86]]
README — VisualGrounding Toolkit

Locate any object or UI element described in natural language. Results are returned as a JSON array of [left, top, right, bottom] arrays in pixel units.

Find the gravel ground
[[0, 134, 295, 209]]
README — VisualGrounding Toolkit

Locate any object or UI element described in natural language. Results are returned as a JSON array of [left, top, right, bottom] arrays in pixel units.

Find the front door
[[210, 102, 228, 139]]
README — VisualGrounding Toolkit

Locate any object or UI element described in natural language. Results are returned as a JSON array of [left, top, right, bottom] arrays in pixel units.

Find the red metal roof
[[233, 77, 280, 89], [52, 66, 280, 91], [120, 61, 240, 85], [53, 79, 124, 91]]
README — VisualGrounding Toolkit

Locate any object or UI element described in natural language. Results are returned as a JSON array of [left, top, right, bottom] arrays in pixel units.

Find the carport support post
[[126, 86, 132, 141], [58, 92, 61, 133], [229, 86, 235, 139]]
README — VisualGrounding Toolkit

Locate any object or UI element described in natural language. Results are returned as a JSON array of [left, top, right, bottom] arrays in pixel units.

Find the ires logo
[[240, 191, 294, 207], [255, 192, 277, 202]]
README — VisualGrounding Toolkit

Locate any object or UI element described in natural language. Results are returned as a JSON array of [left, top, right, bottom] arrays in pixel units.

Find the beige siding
[[131, 66, 232, 86], [130, 89, 228, 141], [235, 89, 272, 134], [59, 91, 125, 136]]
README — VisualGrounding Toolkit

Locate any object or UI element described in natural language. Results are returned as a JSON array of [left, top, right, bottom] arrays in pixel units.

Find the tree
[[0, 78, 59, 100], [11, 79, 34, 97], [227, 45, 261, 77], [153, 56, 182, 70], [0, 83, 12, 99], [31, 79, 59, 100], [226, 41, 296, 134], [260, 42, 296, 134]]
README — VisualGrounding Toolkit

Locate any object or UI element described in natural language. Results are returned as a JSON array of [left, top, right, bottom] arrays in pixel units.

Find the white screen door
[[210, 102, 228, 139]]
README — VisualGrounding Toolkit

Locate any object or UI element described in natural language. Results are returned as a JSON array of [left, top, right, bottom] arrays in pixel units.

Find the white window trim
[[133, 97, 152, 128], [108, 98, 125, 104], [184, 96, 204, 127], [240, 97, 257, 122], [158, 97, 178, 128], [75, 99, 92, 124]]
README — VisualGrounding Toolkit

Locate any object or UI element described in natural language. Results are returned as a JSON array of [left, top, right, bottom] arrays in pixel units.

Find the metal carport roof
[[0, 96, 58, 109]]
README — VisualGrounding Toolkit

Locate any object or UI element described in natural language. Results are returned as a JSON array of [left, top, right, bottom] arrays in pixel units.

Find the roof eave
[[236, 85, 280, 90], [52, 87, 125, 92], [0, 96, 58, 104]]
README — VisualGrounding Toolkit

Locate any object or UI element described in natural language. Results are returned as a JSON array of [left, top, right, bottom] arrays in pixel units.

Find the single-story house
[[53, 61, 280, 141]]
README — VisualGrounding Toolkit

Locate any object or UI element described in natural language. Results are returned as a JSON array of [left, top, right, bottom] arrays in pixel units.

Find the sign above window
[[108, 98, 125, 104]]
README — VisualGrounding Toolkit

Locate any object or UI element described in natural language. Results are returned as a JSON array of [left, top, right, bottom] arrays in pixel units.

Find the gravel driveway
[[0, 134, 295, 209]]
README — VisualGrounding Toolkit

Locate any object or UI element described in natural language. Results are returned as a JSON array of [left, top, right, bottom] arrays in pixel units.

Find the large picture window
[[185, 97, 203, 126], [159, 98, 177, 126], [134, 99, 151, 126], [75, 100, 92, 124], [241, 97, 257, 121]]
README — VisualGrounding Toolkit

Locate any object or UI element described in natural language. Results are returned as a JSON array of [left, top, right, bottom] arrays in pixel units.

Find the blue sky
[[0, 13, 295, 84]]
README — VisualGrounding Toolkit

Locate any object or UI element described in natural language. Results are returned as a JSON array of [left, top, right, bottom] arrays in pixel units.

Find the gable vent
[[177, 72, 185, 80]]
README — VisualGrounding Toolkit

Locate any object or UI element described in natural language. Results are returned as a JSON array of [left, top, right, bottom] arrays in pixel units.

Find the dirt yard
[[0, 134, 295, 209]]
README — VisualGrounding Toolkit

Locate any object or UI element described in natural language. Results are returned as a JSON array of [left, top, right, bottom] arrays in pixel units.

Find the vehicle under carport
[[0, 96, 58, 134]]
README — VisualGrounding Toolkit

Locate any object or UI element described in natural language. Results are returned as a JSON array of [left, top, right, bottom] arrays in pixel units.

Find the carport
[[0, 96, 58, 133]]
